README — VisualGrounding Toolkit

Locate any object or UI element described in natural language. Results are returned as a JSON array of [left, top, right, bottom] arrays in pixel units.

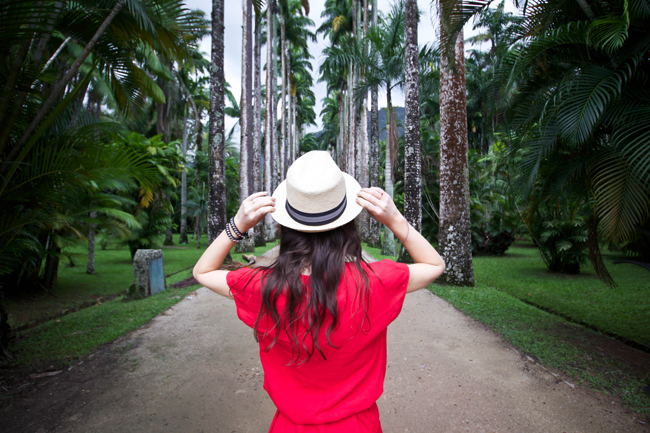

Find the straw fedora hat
[[271, 151, 362, 233]]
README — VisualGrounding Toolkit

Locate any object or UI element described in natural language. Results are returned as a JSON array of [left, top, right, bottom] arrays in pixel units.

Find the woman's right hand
[[233, 191, 276, 234], [356, 187, 406, 234]]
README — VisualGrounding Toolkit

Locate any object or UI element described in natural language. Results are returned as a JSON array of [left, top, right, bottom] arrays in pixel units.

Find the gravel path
[[47, 285, 645, 433]]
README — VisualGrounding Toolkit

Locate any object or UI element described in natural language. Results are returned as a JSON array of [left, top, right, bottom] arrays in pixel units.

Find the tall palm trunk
[[280, 14, 288, 179], [208, 0, 229, 248], [180, 109, 189, 244], [338, 93, 346, 168], [292, 92, 298, 163], [400, 0, 421, 263], [264, 3, 278, 241], [253, 13, 266, 247], [87, 89, 100, 273], [346, 70, 356, 177], [439, 27, 475, 286], [237, 0, 255, 252], [358, 0, 371, 243], [368, 0, 381, 247], [381, 84, 396, 256], [287, 81, 293, 165]]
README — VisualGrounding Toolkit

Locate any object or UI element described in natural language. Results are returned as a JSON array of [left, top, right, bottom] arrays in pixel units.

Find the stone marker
[[128, 249, 166, 298]]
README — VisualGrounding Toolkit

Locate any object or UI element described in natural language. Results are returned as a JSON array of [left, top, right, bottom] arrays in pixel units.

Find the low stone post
[[127, 249, 166, 299]]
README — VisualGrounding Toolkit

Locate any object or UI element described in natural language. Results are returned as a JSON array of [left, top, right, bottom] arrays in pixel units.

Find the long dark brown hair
[[253, 220, 370, 364]]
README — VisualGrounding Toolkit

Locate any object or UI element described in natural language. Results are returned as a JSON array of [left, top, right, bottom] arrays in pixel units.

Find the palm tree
[[435, 0, 476, 286], [237, 0, 256, 253], [368, 0, 381, 248], [264, 1, 279, 241], [496, 0, 650, 284], [209, 0, 229, 245], [400, 0, 421, 263], [361, 2, 406, 256], [253, 12, 266, 247]]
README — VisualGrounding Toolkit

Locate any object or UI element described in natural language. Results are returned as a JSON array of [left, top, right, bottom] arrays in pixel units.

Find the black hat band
[[286, 195, 347, 227]]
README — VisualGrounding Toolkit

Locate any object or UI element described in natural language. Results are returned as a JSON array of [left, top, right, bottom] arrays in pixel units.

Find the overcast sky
[[183, 0, 513, 138]]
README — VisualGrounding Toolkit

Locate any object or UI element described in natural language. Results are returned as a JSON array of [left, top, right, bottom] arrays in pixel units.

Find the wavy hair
[[253, 220, 370, 364]]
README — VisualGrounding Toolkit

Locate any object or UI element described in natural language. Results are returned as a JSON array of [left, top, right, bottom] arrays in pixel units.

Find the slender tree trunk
[[264, 4, 278, 241], [180, 109, 189, 244], [87, 89, 100, 273], [368, 0, 381, 248], [0, 0, 127, 174], [346, 71, 355, 177], [253, 13, 265, 247], [164, 204, 174, 245], [279, 15, 288, 180], [381, 88, 396, 256], [338, 94, 346, 168], [208, 0, 230, 251], [439, 28, 474, 286], [292, 93, 298, 162], [358, 102, 371, 242], [87, 211, 97, 274], [287, 81, 293, 166], [43, 234, 60, 292], [238, 0, 255, 252], [400, 0, 421, 263]]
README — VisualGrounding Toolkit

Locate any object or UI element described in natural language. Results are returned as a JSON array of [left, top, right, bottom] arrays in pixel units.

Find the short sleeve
[[366, 259, 410, 326], [226, 267, 262, 328]]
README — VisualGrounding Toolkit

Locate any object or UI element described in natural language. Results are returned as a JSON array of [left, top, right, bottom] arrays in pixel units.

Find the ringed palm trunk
[[237, 0, 255, 253], [438, 28, 475, 286], [381, 86, 396, 256], [336, 90, 347, 167], [87, 211, 97, 274], [400, 0, 421, 263], [367, 0, 381, 248], [180, 109, 189, 244], [280, 15, 288, 179], [253, 13, 266, 247], [208, 0, 230, 249], [87, 90, 101, 273], [292, 92, 298, 163], [264, 4, 278, 241]]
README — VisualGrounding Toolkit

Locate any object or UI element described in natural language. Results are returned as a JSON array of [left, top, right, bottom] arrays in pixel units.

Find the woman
[[193, 151, 445, 432]]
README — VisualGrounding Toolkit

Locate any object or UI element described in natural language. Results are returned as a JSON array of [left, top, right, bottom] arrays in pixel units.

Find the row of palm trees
[[315, 0, 650, 285]]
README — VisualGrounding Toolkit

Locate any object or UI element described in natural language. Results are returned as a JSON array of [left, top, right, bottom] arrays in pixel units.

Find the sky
[[183, 0, 514, 139]]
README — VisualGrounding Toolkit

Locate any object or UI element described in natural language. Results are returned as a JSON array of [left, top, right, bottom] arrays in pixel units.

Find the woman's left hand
[[232, 192, 276, 233]]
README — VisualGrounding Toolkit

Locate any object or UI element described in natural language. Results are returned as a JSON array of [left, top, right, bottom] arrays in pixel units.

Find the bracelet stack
[[225, 217, 250, 242]]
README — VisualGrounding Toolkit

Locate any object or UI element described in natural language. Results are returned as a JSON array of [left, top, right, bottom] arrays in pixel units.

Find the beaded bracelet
[[229, 217, 250, 239], [224, 222, 240, 242]]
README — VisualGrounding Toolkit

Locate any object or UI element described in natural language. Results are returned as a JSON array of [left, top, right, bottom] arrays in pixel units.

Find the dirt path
[[1, 251, 647, 432]]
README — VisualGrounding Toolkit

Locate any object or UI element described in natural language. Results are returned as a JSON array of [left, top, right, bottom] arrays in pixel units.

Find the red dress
[[227, 259, 410, 432]]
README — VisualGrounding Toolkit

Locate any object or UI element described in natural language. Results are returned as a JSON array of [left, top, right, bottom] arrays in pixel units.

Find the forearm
[[193, 229, 235, 277], [388, 216, 444, 267]]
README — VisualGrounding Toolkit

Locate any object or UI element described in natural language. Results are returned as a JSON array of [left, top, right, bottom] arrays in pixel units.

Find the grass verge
[[6, 235, 278, 368]]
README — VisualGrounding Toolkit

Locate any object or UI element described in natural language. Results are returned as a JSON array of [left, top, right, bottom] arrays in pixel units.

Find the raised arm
[[356, 187, 445, 293], [193, 192, 276, 298]]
